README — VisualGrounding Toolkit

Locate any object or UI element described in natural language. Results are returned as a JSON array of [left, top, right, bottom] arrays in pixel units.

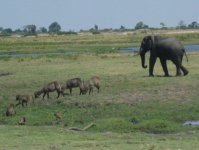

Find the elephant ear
[[148, 36, 155, 51]]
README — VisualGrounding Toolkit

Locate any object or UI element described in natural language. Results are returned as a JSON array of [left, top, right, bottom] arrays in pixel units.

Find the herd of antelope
[[5, 76, 100, 124], [34, 76, 100, 99]]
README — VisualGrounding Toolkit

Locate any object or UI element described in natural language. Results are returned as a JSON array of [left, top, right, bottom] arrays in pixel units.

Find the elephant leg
[[176, 67, 181, 76], [179, 55, 189, 76], [160, 59, 169, 76], [149, 57, 157, 76], [174, 60, 182, 76], [181, 65, 189, 76], [171, 57, 181, 76]]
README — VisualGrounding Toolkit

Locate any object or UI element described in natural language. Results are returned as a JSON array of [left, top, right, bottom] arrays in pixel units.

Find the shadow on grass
[[142, 75, 175, 78]]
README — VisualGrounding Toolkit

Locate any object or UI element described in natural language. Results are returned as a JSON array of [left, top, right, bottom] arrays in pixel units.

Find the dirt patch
[[119, 86, 194, 104]]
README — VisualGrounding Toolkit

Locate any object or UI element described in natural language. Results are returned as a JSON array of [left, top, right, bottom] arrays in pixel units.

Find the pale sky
[[0, 0, 198, 31]]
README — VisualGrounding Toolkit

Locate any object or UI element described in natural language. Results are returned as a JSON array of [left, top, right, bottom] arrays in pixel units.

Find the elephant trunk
[[140, 48, 147, 69]]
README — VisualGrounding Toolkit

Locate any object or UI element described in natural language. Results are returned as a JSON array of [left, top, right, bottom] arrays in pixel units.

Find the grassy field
[[0, 31, 199, 149], [0, 125, 199, 150], [0, 29, 199, 54]]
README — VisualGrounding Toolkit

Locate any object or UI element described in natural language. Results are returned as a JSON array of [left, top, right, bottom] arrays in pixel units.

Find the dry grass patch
[[119, 85, 195, 104]]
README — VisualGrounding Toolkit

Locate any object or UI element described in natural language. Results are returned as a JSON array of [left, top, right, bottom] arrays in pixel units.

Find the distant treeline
[[0, 20, 199, 36]]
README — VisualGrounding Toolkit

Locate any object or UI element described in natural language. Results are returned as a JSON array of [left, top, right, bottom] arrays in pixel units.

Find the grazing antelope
[[34, 81, 63, 99], [80, 76, 100, 95], [62, 78, 82, 95], [16, 94, 33, 107]]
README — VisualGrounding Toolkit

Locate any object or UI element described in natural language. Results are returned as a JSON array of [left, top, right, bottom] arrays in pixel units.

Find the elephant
[[139, 35, 189, 77]]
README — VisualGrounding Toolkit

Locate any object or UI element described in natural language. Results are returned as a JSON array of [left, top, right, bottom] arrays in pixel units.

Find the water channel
[[118, 44, 199, 53], [0, 44, 199, 57]]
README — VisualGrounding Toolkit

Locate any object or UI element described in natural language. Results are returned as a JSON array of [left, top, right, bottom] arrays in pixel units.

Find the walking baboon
[[34, 81, 64, 99], [16, 94, 33, 107], [6, 103, 16, 116], [80, 76, 100, 95], [18, 117, 26, 125]]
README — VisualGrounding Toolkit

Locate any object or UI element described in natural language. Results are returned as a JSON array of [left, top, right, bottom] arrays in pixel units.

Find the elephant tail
[[183, 49, 189, 62]]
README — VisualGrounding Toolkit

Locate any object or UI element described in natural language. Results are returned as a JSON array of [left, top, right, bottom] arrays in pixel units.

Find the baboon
[[6, 103, 16, 116], [16, 94, 33, 107], [18, 117, 26, 125], [64, 78, 82, 95], [80, 76, 100, 95], [54, 112, 62, 120], [34, 81, 64, 99]]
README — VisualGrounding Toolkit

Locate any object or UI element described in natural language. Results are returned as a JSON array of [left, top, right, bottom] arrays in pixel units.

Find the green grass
[[0, 34, 134, 54], [0, 54, 199, 130], [0, 30, 199, 54], [0, 32, 199, 149], [0, 125, 199, 150]]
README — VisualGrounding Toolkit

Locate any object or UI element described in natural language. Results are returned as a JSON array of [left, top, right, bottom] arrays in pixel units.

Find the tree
[[1, 28, 12, 36], [38, 27, 48, 33], [188, 21, 199, 29], [89, 25, 100, 34], [0, 27, 3, 33], [49, 22, 61, 34], [135, 21, 149, 30], [24, 25, 37, 35], [177, 20, 187, 29], [14, 29, 23, 35], [160, 22, 166, 29], [94, 24, 99, 31], [120, 25, 126, 31]]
